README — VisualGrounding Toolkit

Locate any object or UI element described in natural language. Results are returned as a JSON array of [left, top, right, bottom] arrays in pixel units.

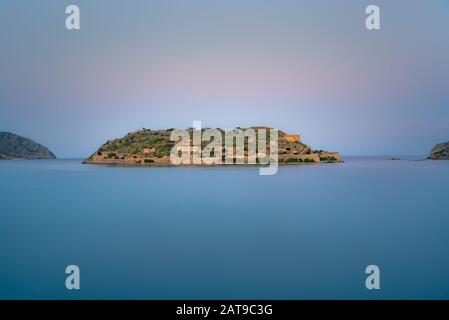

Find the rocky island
[[0, 132, 56, 160], [83, 127, 340, 166], [428, 141, 449, 160]]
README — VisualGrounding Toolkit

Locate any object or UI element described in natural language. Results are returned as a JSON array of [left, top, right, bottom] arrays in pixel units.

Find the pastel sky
[[1, 0, 448, 157]]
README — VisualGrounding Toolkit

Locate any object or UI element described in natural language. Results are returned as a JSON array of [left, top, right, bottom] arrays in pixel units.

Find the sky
[[0, 0, 448, 158]]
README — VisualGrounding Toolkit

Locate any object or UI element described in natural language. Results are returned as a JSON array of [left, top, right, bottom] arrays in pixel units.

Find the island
[[83, 127, 340, 166], [428, 141, 449, 160], [0, 132, 56, 160]]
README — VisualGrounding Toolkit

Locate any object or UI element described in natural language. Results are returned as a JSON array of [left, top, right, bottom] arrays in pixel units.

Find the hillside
[[83, 127, 340, 166], [0, 132, 56, 160], [429, 141, 449, 160]]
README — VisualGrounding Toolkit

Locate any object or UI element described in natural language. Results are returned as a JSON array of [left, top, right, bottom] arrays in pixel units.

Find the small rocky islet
[[428, 141, 449, 160], [83, 127, 341, 166]]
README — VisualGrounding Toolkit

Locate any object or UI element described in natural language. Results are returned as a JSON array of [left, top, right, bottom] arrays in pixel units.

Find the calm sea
[[1, 157, 449, 299]]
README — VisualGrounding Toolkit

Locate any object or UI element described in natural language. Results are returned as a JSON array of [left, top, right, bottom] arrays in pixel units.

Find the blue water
[[1, 157, 449, 299]]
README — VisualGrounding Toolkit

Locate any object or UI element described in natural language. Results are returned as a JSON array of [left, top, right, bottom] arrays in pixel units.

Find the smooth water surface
[[1, 157, 449, 299]]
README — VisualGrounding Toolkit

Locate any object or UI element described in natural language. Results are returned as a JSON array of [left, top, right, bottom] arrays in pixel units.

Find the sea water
[[1, 157, 449, 299]]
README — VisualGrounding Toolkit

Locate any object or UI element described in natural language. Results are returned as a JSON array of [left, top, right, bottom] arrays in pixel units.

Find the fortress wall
[[279, 153, 321, 163], [297, 154, 320, 162], [319, 152, 340, 162]]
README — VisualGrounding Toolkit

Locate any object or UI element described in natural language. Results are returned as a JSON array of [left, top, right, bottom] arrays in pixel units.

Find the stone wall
[[318, 152, 340, 162], [279, 153, 320, 163]]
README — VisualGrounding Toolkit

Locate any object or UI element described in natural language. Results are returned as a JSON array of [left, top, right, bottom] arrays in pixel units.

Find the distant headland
[[83, 127, 341, 166], [0, 132, 56, 160], [428, 141, 449, 160]]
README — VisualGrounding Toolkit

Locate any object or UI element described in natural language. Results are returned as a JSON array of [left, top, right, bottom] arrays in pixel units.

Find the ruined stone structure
[[283, 134, 300, 143], [277, 131, 340, 163]]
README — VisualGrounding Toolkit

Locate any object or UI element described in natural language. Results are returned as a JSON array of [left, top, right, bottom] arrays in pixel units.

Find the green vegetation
[[320, 156, 337, 162], [96, 129, 176, 157]]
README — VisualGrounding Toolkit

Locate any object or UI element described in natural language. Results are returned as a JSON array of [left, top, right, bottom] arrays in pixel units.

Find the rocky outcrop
[[428, 141, 449, 160], [0, 132, 56, 160]]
